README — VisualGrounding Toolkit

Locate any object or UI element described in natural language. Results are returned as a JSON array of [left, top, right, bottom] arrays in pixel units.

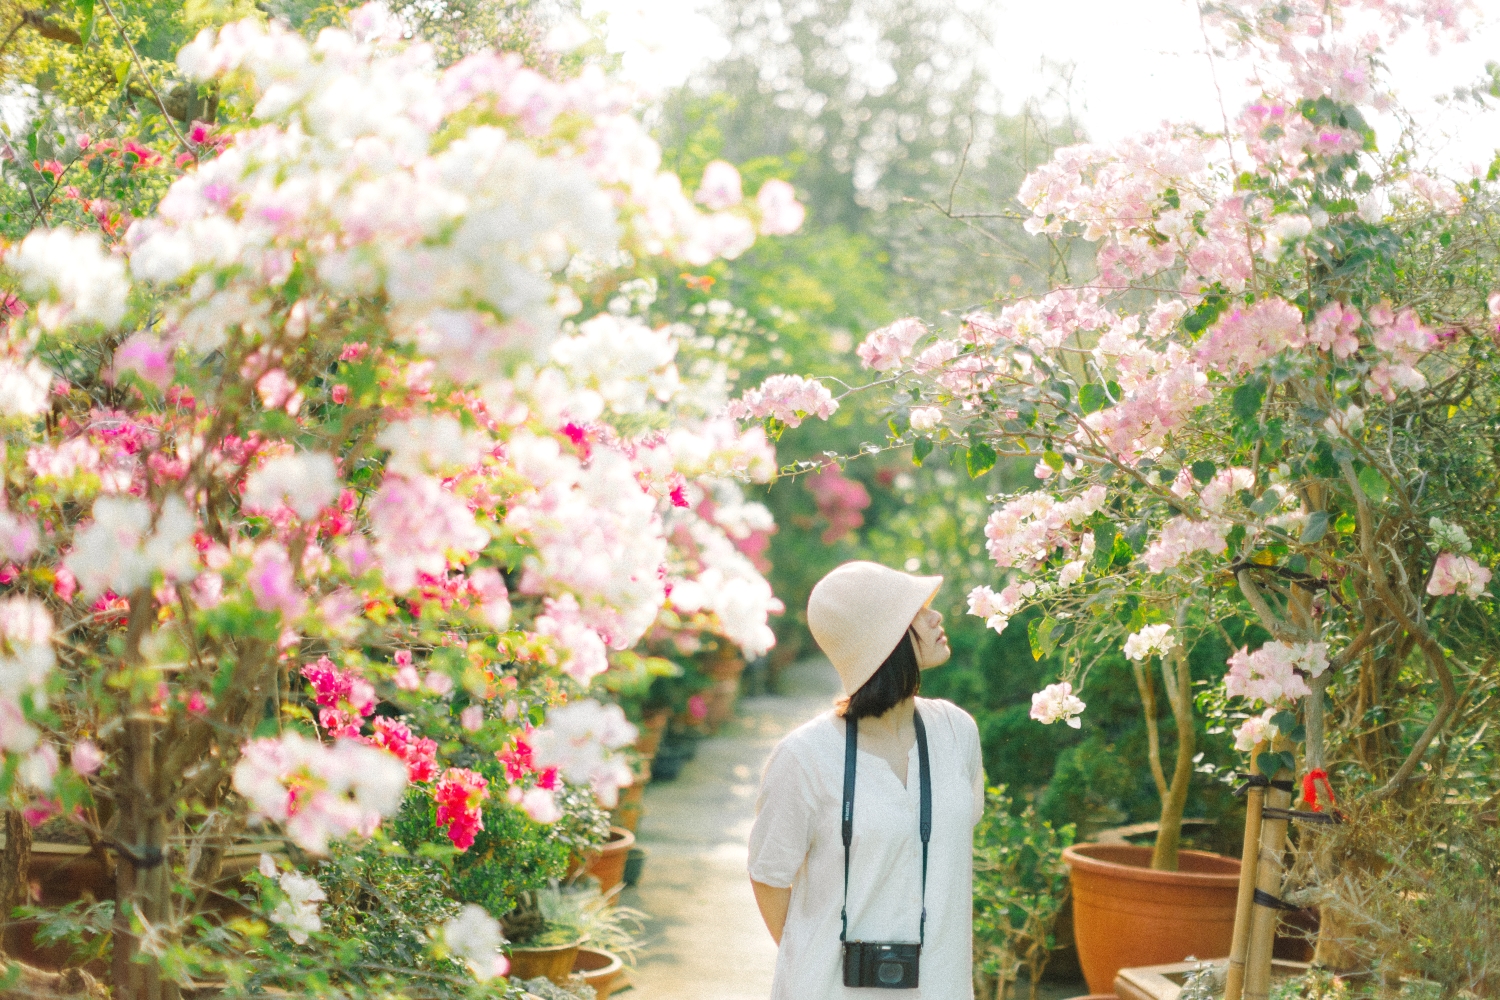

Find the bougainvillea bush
[[745, 0, 1500, 980], [0, 4, 800, 996]]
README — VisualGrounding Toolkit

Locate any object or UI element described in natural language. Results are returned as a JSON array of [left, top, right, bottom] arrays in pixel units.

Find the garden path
[[618, 656, 839, 999]]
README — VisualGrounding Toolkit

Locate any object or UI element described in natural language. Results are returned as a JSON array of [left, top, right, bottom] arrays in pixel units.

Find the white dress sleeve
[[969, 714, 986, 826], [747, 741, 816, 889]]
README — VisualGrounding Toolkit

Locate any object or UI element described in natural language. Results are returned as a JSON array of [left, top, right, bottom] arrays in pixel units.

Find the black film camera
[[842, 940, 921, 989]]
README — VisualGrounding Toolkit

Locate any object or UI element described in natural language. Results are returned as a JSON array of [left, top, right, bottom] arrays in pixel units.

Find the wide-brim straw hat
[[807, 561, 943, 695]]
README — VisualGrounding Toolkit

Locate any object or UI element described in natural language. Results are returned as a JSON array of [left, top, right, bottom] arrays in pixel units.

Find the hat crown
[[807, 561, 943, 695]]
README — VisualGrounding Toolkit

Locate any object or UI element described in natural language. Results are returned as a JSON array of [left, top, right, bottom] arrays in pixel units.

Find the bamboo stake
[[1223, 741, 1267, 1000], [1244, 737, 1295, 1000]]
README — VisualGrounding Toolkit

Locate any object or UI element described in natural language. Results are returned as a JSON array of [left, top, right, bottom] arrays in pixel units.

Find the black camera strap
[[839, 706, 932, 945]]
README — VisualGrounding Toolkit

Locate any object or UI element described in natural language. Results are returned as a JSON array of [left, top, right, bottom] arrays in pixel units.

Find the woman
[[748, 561, 984, 998]]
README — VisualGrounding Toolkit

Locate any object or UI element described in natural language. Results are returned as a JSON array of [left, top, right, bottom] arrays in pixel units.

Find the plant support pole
[[1223, 741, 1267, 1000], [1243, 738, 1294, 1000]]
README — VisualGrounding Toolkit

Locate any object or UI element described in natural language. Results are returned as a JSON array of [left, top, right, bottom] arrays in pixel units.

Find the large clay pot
[[583, 827, 636, 898], [506, 939, 583, 985], [572, 946, 624, 999], [1063, 843, 1240, 994]]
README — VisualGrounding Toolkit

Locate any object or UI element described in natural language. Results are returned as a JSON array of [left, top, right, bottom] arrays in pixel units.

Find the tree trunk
[[0, 811, 32, 957], [1150, 624, 1196, 872]]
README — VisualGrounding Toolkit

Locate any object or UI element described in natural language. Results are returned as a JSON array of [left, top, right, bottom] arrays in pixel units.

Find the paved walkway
[[618, 657, 840, 999]]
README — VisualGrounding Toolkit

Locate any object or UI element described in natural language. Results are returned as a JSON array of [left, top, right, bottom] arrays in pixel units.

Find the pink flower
[[232, 734, 407, 855], [1224, 642, 1326, 706], [256, 369, 303, 415], [805, 466, 870, 545], [424, 671, 454, 696], [367, 717, 438, 783], [687, 693, 707, 721], [756, 178, 805, 235], [460, 705, 484, 732], [302, 656, 377, 737], [1232, 708, 1279, 753], [249, 542, 306, 619], [368, 475, 489, 593], [725, 374, 838, 427], [434, 767, 489, 850], [695, 160, 742, 210], [53, 567, 77, 602], [856, 318, 927, 371], [1030, 682, 1085, 728], [534, 594, 609, 683], [531, 699, 636, 806], [1426, 552, 1492, 598], [521, 786, 561, 823], [70, 740, 104, 775], [1143, 517, 1231, 573], [113, 333, 175, 389], [1308, 302, 1361, 359]]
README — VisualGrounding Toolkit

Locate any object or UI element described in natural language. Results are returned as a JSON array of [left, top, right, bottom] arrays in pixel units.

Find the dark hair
[[835, 627, 921, 720]]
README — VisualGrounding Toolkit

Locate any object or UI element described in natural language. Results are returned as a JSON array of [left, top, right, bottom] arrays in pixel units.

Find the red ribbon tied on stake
[[1302, 768, 1335, 812]]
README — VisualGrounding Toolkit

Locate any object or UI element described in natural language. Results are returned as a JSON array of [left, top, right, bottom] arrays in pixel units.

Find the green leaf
[[1270, 710, 1300, 735], [1078, 383, 1109, 414], [1250, 492, 1280, 517], [966, 441, 997, 478], [1191, 460, 1217, 484], [1028, 617, 1060, 661], [1092, 525, 1118, 569], [1231, 377, 1267, 425], [1334, 512, 1356, 534], [1299, 511, 1330, 544], [1043, 450, 1064, 472], [912, 437, 933, 466], [76, 0, 95, 47], [1356, 466, 1389, 504]]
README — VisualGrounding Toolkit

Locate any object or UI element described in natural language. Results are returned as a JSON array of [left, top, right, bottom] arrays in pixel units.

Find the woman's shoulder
[[915, 697, 979, 740], [765, 710, 841, 769]]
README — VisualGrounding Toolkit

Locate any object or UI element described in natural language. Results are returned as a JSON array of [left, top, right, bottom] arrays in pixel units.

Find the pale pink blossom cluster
[[725, 374, 838, 428], [856, 318, 928, 371], [1232, 707, 1280, 752], [1195, 298, 1305, 373], [1143, 518, 1232, 574], [983, 486, 1108, 572], [505, 437, 666, 649], [1426, 552, 1492, 598], [368, 475, 490, 594], [241, 452, 341, 519], [534, 594, 610, 683], [232, 733, 407, 854], [0, 597, 55, 755], [1225, 641, 1329, 706], [1030, 681, 1086, 728], [966, 583, 1025, 634], [531, 699, 637, 807], [443, 904, 509, 982], [1078, 342, 1210, 464]]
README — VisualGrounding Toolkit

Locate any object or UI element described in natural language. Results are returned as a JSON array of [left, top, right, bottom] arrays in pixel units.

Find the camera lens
[[877, 961, 904, 984]]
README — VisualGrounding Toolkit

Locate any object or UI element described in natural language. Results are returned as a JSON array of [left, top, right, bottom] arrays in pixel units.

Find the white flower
[[532, 699, 637, 807], [270, 870, 326, 944], [243, 451, 340, 518], [1357, 189, 1391, 224], [1427, 517, 1472, 554], [376, 417, 484, 478], [443, 904, 509, 981], [1030, 682, 1086, 729], [6, 228, 128, 329], [65, 496, 199, 598], [1123, 623, 1177, 662], [0, 358, 53, 416], [909, 407, 942, 432]]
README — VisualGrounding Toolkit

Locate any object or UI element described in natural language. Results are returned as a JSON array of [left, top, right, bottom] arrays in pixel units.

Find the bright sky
[[584, 0, 1500, 176]]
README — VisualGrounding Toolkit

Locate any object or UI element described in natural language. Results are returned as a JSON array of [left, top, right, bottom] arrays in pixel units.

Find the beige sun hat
[[807, 561, 944, 695]]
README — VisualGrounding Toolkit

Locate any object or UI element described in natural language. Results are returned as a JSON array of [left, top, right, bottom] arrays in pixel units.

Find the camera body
[[842, 940, 921, 989]]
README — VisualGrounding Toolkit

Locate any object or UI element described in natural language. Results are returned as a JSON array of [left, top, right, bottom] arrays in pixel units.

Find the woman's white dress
[[748, 696, 984, 998]]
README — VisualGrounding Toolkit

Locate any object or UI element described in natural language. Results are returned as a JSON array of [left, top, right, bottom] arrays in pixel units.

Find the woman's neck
[[857, 697, 915, 739]]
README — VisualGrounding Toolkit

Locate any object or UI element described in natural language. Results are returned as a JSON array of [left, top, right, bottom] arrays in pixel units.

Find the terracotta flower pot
[[583, 827, 635, 898], [572, 946, 624, 999], [506, 939, 583, 985], [1062, 843, 1240, 994]]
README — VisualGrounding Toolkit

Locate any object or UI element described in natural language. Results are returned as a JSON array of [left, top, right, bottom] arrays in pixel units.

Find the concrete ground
[[616, 657, 1087, 1000]]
